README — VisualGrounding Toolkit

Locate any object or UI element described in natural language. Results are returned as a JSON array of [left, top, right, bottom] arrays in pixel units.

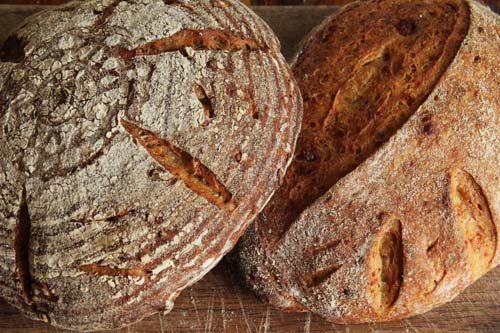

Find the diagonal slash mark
[[121, 118, 234, 210], [113, 28, 268, 61], [301, 264, 343, 289]]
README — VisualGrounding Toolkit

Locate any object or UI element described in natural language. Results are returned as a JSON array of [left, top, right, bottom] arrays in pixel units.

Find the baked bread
[[235, 0, 500, 323], [0, 0, 302, 330]]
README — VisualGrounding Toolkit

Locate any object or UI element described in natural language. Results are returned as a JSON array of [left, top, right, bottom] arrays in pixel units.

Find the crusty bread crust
[[0, 0, 302, 330], [236, 0, 500, 323]]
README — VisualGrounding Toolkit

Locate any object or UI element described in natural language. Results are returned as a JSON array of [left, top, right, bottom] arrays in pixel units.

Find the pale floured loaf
[[0, 0, 302, 330], [235, 0, 500, 323]]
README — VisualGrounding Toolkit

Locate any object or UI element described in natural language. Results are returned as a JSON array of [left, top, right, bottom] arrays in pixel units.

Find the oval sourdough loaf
[[235, 0, 500, 323], [0, 0, 302, 330]]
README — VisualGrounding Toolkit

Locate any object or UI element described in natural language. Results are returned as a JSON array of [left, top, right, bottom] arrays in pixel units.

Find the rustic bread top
[[236, 0, 500, 323], [258, 0, 469, 247], [0, 0, 302, 331]]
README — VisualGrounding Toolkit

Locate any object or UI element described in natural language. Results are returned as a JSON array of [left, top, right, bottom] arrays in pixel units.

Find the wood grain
[[1, 263, 500, 332], [1, 4, 500, 333]]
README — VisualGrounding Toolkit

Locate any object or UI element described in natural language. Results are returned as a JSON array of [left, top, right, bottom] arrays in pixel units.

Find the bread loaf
[[235, 0, 500, 322], [0, 0, 302, 330]]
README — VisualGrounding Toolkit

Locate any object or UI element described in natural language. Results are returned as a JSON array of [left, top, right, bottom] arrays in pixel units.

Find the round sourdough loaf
[[235, 0, 500, 323], [0, 0, 302, 330]]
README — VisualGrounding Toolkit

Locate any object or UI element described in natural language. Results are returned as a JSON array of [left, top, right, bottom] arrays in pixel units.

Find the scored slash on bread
[[120, 118, 235, 210], [0, 0, 303, 331], [235, 0, 500, 323], [113, 28, 267, 61], [449, 168, 497, 281]]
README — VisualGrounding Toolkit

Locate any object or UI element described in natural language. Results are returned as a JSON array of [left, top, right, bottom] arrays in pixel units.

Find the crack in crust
[[121, 119, 234, 210], [194, 83, 215, 119], [94, 0, 122, 28], [425, 268, 447, 296], [299, 239, 344, 289], [367, 217, 404, 314], [424, 236, 448, 295], [305, 238, 342, 256], [450, 168, 497, 280], [301, 264, 343, 289], [299, 239, 342, 289], [113, 29, 267, 61], [78, 263, 151, 278], [14, 186, 32, 305]]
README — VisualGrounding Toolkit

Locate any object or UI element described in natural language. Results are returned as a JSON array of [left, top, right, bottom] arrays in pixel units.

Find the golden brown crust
[[236, 0, 500, 323], [449, 168, 497, 280], [261, 0, 470, 249]]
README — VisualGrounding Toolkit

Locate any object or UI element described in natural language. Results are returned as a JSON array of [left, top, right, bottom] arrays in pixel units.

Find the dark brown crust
[[258, 0, 471, 248], [274, 0, 499, 322], [236, 0, 473, 314]]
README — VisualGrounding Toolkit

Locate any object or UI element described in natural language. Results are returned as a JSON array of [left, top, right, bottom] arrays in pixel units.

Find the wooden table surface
[[1, 4, 500, 333]]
